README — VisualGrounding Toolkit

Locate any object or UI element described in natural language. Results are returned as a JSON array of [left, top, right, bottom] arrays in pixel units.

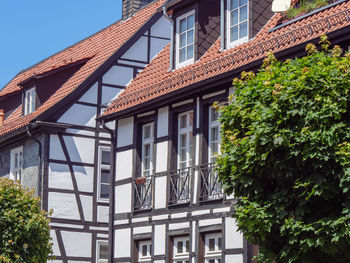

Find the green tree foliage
[[0, 178, 52, 262], [217, 36, 350, 263]]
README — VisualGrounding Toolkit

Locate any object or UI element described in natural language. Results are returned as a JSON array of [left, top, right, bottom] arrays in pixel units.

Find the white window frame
[[24, 87, 36, 115], [176, 10, 195, 69], [142, 123, 154, 178], [208, 107, 221, 164], [96, 240, 108, 263], [98, 147, 111, 202], [173, 236, 190, 263], [205, 233, 222, 263], [10, 146, 23, 183], [226, 0, 249, 49], [138, 240, 152, 262], [177, 111, 193, 170]]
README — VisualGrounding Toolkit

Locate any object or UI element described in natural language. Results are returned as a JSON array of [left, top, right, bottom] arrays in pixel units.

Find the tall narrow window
[[142, 123, 154, 177], [173, 236, 190, 263], [227, 0, 248, 48], [178, 111, 193, 170], [208, 107, 221, 163], [97, 241, 108, 263], [176, 10, 195, 68], [99, 148, 111, 201], [205, 233, 222, 263], [10, 146, 23, 182], [24, 87, 36, 115], [138, 240, 152, 262]]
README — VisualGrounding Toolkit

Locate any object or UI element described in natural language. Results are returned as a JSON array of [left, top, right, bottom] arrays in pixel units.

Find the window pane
[[189, 112, 193, 126], [180, 18, 186, 33], [142, 244, 147, 256], [231, 0, 238, 9], [101, 151, 110, 165], [239, 22, 248, 38], [180, 114, 187, 129], [240, 0, 248, 5], [100, 184, 109, 199], [15, 153, 18, 168], [187, 45, 194, 60], [144, 125, 151, 139], [240, 5, 248, 22], [177, 241, 183, 253], [218, 237, 222, 250], [180, 133, 187, 148], [179, 48, 186, 63], [231, 26, 238, 41], [210, 108, 219, 122], [180, 33, 186, 48], [99, 244, 108, 259], [187, 14, 194, 29], [209, 260, 215, 263], [209, 238, 215, 251], [101, 169, 110, 183], [187, 30, 194, 45], [231, 9, 238, 26], [186, 240, 189, 252]]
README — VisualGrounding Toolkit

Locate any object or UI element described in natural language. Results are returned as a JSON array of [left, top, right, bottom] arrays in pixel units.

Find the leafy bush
[[0, 178, 52, 262], [217, 36, 350, 263], [286, 0, 331, 20]]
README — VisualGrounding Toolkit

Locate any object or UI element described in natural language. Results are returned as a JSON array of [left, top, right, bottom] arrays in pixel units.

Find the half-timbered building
[[0, 1, 170, 262], [100, 0, 350, 262]]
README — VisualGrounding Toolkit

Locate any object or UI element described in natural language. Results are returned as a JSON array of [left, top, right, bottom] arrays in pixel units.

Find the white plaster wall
[[154, 224, 166, 255], [133, 226, 152, 234], [101, 86, 123, 105], [58, 104, 96, 127], [81, 195, 93, 221], [103, 65, 134, 86], [115, 183, 132, 213], [199, 218, 222, 227], [121, 36, 148, 62], [50, 230, 61, 256], [61, 231, 92, 257], [48, 163, 73, 190], [116, 150, 133, 181], [49, 135, 66, 161], [169, 222, 189, 230], [150, 38, 169, 60], [154, 176, 167, 209], [73, 166, 94, 193], [156, 142, 168, 173], [117, 117, 134, 147], [64, 136, 95, 164], [115, 228, 131, 258], [79, 82, 98, 104], [226, 254, 243, 263], [49, 192, 80, 220], [225, 217, 244, 249], [157, 107, 169, 137], [66, 129, 95, 137], [150, 16, 171, 39], [97, 206, 109, 223]]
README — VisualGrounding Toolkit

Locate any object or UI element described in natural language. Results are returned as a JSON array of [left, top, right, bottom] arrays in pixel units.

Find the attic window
[[227, 0, 249, 48], [24, 87, 36, 115], [176, 10, 195, 68]]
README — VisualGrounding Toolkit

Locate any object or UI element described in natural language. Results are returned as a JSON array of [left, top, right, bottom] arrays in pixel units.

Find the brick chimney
[[0, 109, 4, 127], [122, 0, 154, 19]]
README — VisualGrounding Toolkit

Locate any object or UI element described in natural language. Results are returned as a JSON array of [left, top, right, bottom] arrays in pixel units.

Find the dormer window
[[176, 10, 195, 68], [227, 0, 249, 48], [24, 87, 36, 115]]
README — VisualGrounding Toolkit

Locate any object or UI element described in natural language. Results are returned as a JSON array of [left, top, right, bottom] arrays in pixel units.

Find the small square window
[[205, 233, 222, 263], [97, 241, 108, 263], [173, 236, 190, 263], [176, 10, 195, 68], [138, 240, 152, 262]]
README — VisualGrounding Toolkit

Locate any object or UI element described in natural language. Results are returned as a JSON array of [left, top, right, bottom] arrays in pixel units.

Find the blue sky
[[0, 0, 122, 90]]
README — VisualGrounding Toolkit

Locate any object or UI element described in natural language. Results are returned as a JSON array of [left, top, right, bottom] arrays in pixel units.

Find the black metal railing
[[133, 176, 153, 211], [168, 167, 192, 205], [198, 163, 224, 202]]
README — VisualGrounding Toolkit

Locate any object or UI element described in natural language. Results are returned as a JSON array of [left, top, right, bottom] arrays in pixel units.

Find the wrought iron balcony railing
[[133, 176, 153, 211], [168, 167, 192, 206], [198, 163, 224, 202]]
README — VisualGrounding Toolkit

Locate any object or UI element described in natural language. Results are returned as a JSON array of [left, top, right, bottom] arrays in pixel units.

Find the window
[[176, 10, 195, 68], [97, 241, 108, 263], [208, 107, 221, 163], [178, 111, 193, 170], [98, 148, 111, 201], [142, 123, 154, 177], [138, 240, 152, 262], [10, 146, 23, 182], [173, 236, 190, 263], [24, 87, 36, 115], [227, 0, 249, 48], [205, 233, 222, 263]]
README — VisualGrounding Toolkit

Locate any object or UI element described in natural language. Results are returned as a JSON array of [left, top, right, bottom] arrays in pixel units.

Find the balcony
[[168, 167, 192, 206], [198, 163, 224, 202], [133, 176, 153, 211]]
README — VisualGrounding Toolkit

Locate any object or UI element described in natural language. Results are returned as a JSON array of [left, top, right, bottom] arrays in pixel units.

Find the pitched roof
[[0, 0, 165, 137], [102, 0, 350, 119]]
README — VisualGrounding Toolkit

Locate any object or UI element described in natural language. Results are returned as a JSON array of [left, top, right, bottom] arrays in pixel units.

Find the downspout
[[101, 120, 116, 263], [162, 5, 174, 71], [220, 0, 225, 51], [26, 126, 43, 206]]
